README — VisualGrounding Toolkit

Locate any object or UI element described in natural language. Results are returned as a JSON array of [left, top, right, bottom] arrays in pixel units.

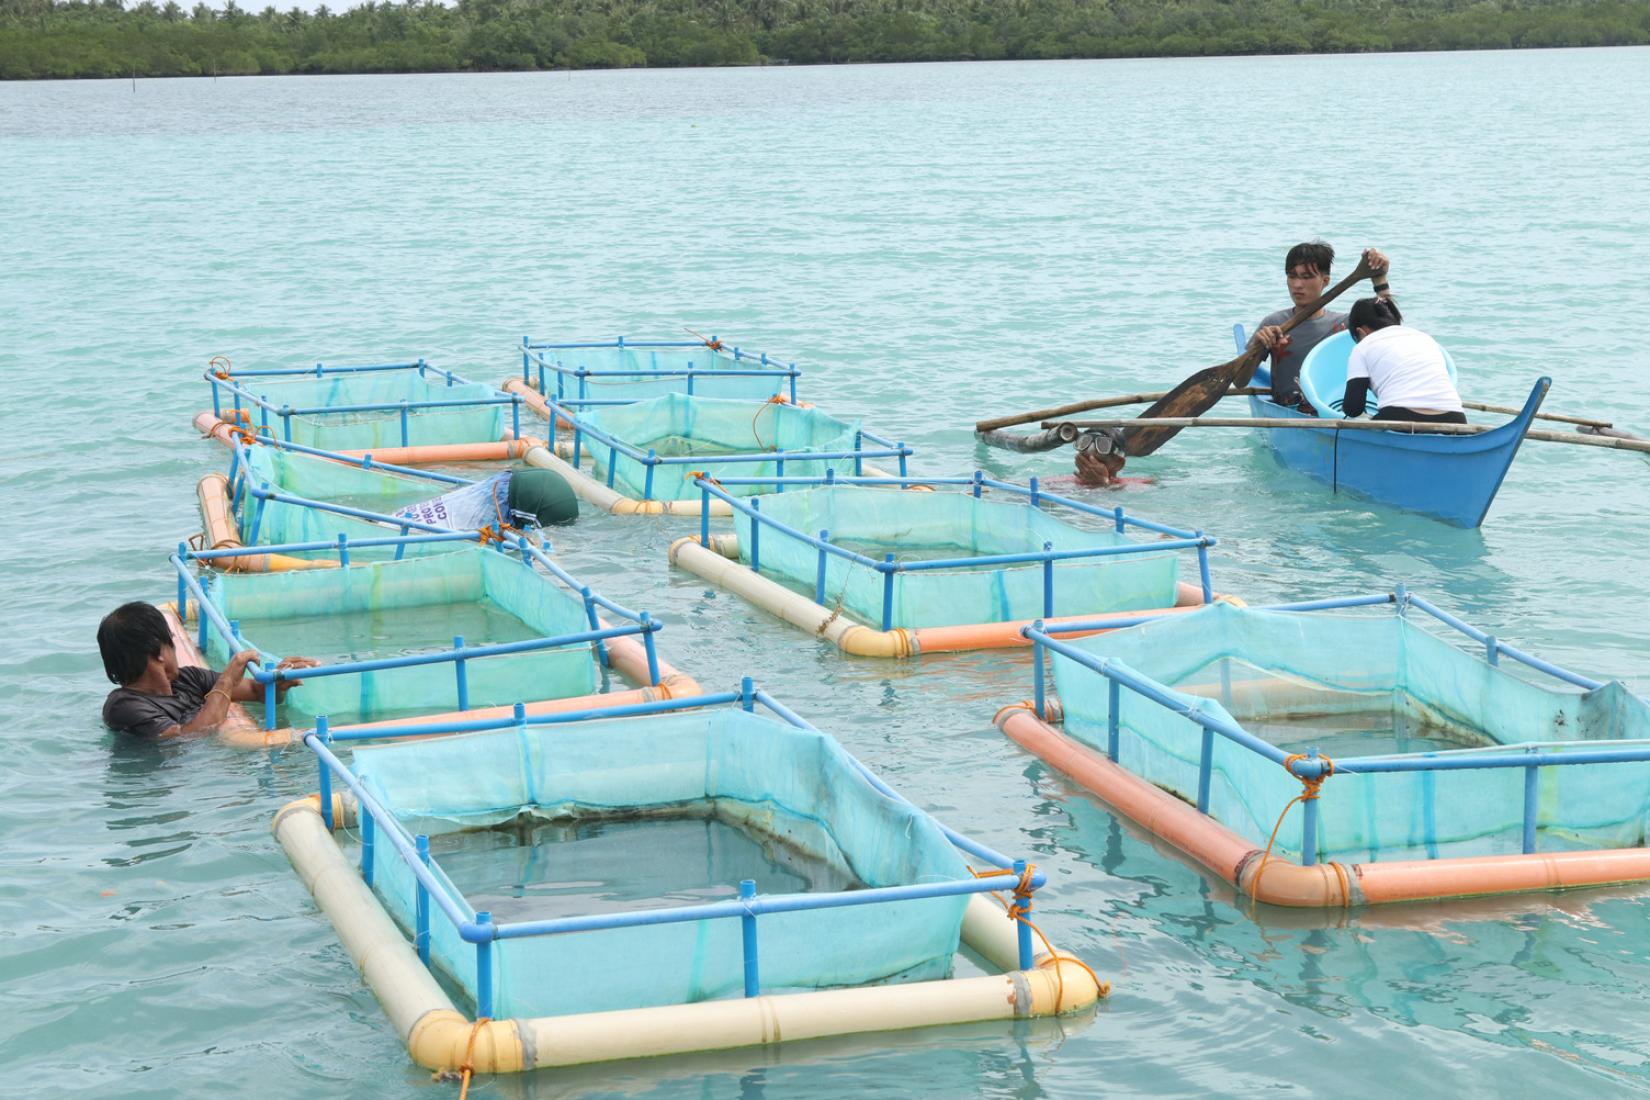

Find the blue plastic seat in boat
[[1299, 330, 1458, 418]]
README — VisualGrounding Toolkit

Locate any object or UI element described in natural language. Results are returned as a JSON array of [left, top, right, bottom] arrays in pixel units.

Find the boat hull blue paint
[[1246, 378, 1549, 527]]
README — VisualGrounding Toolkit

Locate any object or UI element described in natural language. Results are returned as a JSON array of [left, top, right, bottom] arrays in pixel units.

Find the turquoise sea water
[[3, 48, 1649, 1097]]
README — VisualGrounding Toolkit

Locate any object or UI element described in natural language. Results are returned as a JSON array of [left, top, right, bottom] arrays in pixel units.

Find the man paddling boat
[[1251, 242, 1393, 411], [1070, 241, 1391, 484]]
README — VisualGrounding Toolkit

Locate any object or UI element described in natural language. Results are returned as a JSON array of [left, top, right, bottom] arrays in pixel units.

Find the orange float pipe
[[162, 603, 294, 748], [910, 597, 1212, 654], [194, 411, 543, 465], [332, 438, 543, 464], [196, 473, 338, 573], [995, 705, 1650, 906], [502, 377, 573, 428], [162, 599, 699, 748]]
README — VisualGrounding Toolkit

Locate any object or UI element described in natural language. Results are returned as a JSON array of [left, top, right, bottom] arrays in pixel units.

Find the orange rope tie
[[474, 524, 520, 546], [1248, 752, 1342, 904], [968, 864, 1110, 1010], [209, 355, 232, 379], [452, 1015, 490, 1100]]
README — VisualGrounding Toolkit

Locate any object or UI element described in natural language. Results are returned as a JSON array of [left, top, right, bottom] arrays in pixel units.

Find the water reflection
[[1041, 773, 1650, 1085]]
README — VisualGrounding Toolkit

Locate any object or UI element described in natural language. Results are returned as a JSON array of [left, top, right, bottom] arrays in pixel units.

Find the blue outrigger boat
[[1236, 326, 1550, 528]]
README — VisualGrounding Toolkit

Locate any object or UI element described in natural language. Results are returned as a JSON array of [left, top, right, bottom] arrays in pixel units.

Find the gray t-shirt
[[1256, 307, 1348, 405], [102, 666, 218, 738]]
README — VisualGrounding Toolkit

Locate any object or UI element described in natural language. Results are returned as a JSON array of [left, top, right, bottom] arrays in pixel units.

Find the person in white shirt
[[1341, 298, 1466, 425]]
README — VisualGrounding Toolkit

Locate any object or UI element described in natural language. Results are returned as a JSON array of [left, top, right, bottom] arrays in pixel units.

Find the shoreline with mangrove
[[3, 0, 1648, 81]]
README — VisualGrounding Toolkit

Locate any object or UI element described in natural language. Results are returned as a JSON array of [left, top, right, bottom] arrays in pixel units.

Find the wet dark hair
[[1285, 241, 1335, 276], [1347, 297, 1403, 335], [98, 602, 173, 685]]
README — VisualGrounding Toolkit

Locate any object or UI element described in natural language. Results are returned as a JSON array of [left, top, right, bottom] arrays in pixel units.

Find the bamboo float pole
[[1461, 400, 1613, 429], [982, 392, 1614, 435], [976, 390, 1610, 435], [1042, 416, 1650, 455]]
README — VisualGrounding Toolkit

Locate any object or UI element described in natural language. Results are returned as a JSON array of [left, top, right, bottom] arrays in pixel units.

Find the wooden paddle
[[1120, 256, 1375, 457], [974, 388, 1266, 434]]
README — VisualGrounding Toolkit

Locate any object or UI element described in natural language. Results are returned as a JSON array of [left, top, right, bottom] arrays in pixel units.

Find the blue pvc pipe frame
[[694, 472, 1217, 632], [300, 684, 1048, 1019], [208, 359, 475, 423], [207, 361, 520, 448], [545, 396, 912, 502], [227, 435, 472, 496], [1023, 588, 1642, 866], [520, 336, 802, 407], [169, 533, 663, 731]]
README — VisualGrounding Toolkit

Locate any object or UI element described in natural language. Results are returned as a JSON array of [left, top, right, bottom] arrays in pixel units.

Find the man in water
[[1073, 427, 1130, 487], [1342, 297, 1466, 423], [1252, 241, 1393, 411], [98, 602, 318, 739], [393, 467, 578, 532]]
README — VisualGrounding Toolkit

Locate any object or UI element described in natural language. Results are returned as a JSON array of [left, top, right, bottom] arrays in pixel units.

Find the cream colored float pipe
[[670, 534, 1218, 657], [275, 795, 1099, 1074]]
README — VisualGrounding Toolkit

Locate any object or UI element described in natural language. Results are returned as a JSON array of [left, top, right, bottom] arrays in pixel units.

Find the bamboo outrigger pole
[[1042, 416, 1650, 456]]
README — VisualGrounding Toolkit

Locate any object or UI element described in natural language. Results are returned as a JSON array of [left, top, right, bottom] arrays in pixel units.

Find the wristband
[[205, 688, 231, 704], [1373, 281, 1390, 292]]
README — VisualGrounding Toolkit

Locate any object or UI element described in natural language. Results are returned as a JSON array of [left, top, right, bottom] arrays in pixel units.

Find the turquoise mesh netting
[[350, 708, 971, 1017], [539, 345, 792, 402], [733, 487, 1182, 629], [203, 547, 597, 723], [237, 445, 462, 558], [233, 372, 505, 450], [1051, 602, 1650, 862], [576, 395, 860, 500]]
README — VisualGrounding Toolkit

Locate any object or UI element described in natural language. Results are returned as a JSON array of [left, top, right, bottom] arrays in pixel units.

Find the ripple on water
[[2, 49, 1649, 1098]]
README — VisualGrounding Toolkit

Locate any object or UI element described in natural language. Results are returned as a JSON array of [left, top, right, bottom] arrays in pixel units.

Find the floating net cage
[[192, 546, 605, 727], [731, 484, 1186, 631], [346, 706, 972, 1018], [554, 394, 903, 503], [1046, 599, 1650, 865], [521, 338, 800, 404], [226, 440, 486, 560], [207, 361, 515, 451], [278, 692, 1104, 1072]]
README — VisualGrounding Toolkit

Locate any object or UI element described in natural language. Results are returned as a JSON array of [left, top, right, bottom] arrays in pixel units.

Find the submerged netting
[[350, 708, 971, 1017], [539, 345, 791, 403], [203, 547, 597, 723], [1052, 602, 1650, 862], [230, 373, 504, 450], [237, 445, 462, 558], [733, 487, 1182, 629], [577, 395, 860, 500]]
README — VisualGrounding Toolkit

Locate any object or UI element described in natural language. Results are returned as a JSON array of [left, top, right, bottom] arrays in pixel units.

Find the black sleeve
[[1343, 378, 1371, 419], [103, 693, 180, 739], [177, 666, 219, 695]]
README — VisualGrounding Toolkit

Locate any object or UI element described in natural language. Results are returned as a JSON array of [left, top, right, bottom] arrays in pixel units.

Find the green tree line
[[3, 0, 1647, 80]]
